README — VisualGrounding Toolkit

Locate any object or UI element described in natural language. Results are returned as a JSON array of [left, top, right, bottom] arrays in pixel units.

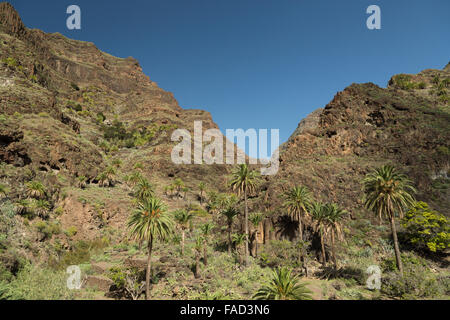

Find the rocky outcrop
[[0, 2, 25, 36]]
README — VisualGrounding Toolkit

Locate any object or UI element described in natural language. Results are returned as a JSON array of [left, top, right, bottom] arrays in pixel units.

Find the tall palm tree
[[194, 235, 203, 279], [200, 223, 215, 266], [134, 178, 154, 202], [173, 209, 194, 255], [26, 181, 46, 199], [249, 212, 264, 257], [198, 182, 206, 204], [363, 165, 416, 274], [283, 186, 312, 242], [230, 164, 261, 266], [232, 233, 246, 265], [324, 203, 346, 269], [253, 267, 313, 300], [310, 202, 328, 265], [221, 202, 239, 253], [128, 197, 174, 299]]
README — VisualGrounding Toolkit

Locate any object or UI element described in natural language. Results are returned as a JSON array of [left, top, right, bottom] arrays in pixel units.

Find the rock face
[[0, 2, 448, 248], [262, 73, 450, 232], [0, 2, 233, 183], [0, 2, 25, 36]]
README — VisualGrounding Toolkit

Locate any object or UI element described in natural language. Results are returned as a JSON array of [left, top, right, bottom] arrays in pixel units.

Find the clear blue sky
[[9, 0, 450, 151]]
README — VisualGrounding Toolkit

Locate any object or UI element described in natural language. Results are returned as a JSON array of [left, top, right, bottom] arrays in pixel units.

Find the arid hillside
[[0, 2, 448, 301]]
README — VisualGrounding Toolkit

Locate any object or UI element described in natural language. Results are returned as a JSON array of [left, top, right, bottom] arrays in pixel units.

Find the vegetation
[[230, 164, 261, 266], [253, 267, 312, 300], [127, 197, 174, 299], [363, 165, 416, 273], [174, 209, 194, 255], [402, 201, 449, 253]]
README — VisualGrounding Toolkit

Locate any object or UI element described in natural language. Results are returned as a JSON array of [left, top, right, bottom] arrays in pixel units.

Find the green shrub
[[402, 201, 450, 253], [34, 221, 61, 240], [67, 102, 82, 112], [1, 57, 18, 69], [64, 226, 78, 238], [381, 267, 447, 299], [259, 240, 300, 269], [0, 264, 74, 300]]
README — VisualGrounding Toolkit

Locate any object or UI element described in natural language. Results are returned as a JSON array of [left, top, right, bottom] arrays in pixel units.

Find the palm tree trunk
[[181, 230, 185, 255], [244, 189, 249, 266], [320, 230, 326, 265], [390, 215, 403, 274], [194, 251, 200, 278], [304, 255, 309, 278], [254, 232, 258, 258], [331, 231, 337, 269], [378, 207, 382, 226], [227, 221, 232, 253], [145, 235, 153, 300], [203, 239, 208, 266], [298, 212, 303, 241]]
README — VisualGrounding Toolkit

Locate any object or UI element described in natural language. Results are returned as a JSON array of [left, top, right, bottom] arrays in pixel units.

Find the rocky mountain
[[0, 2, 448, 300]]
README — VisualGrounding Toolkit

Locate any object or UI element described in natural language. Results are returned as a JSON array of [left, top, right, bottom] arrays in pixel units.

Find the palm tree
[[324, 203, 346, 268], [283, 186, 312, 242], [253, 267, 313, 300], [200, 223, 214, 266], [182, 186, 190, 200], [26, 181, 46, 199], [205, 191, 220, 214], [198, 182, 206, 204], [104, 166, 117, 186], [128, 171, 144, 188], [173, 178, 184, 197], [230, 164, 261, 266], [310, 202, 328, 265], [232, 233, 246, 265], [127, 197, 174, 299], [97, 172, 109, 188], [133, 178, 154, 202], [32, 199, 51, 219], [76, 176, 87, 189], [15, 199, 30, 215], [363, 165, 416, 274], [249, 212, 263, 257], [173, 209, 194, 255], [194, 235, 203, 279], [220, 196, 239, 253]]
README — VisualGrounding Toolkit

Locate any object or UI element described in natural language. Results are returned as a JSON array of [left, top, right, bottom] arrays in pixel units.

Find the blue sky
[[9, 0, 450, 154]]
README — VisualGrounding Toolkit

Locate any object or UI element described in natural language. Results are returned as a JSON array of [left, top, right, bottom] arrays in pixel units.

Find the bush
[[258, 240, 300, 269], [64, 226, 78, 238], [381, 267, 447, 299], [67, 102, 82, 112], [402, 202, 449, 253], [0, 264, 74, 300], [108, 266, 145, 300], [34, 221, 61, 240]]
